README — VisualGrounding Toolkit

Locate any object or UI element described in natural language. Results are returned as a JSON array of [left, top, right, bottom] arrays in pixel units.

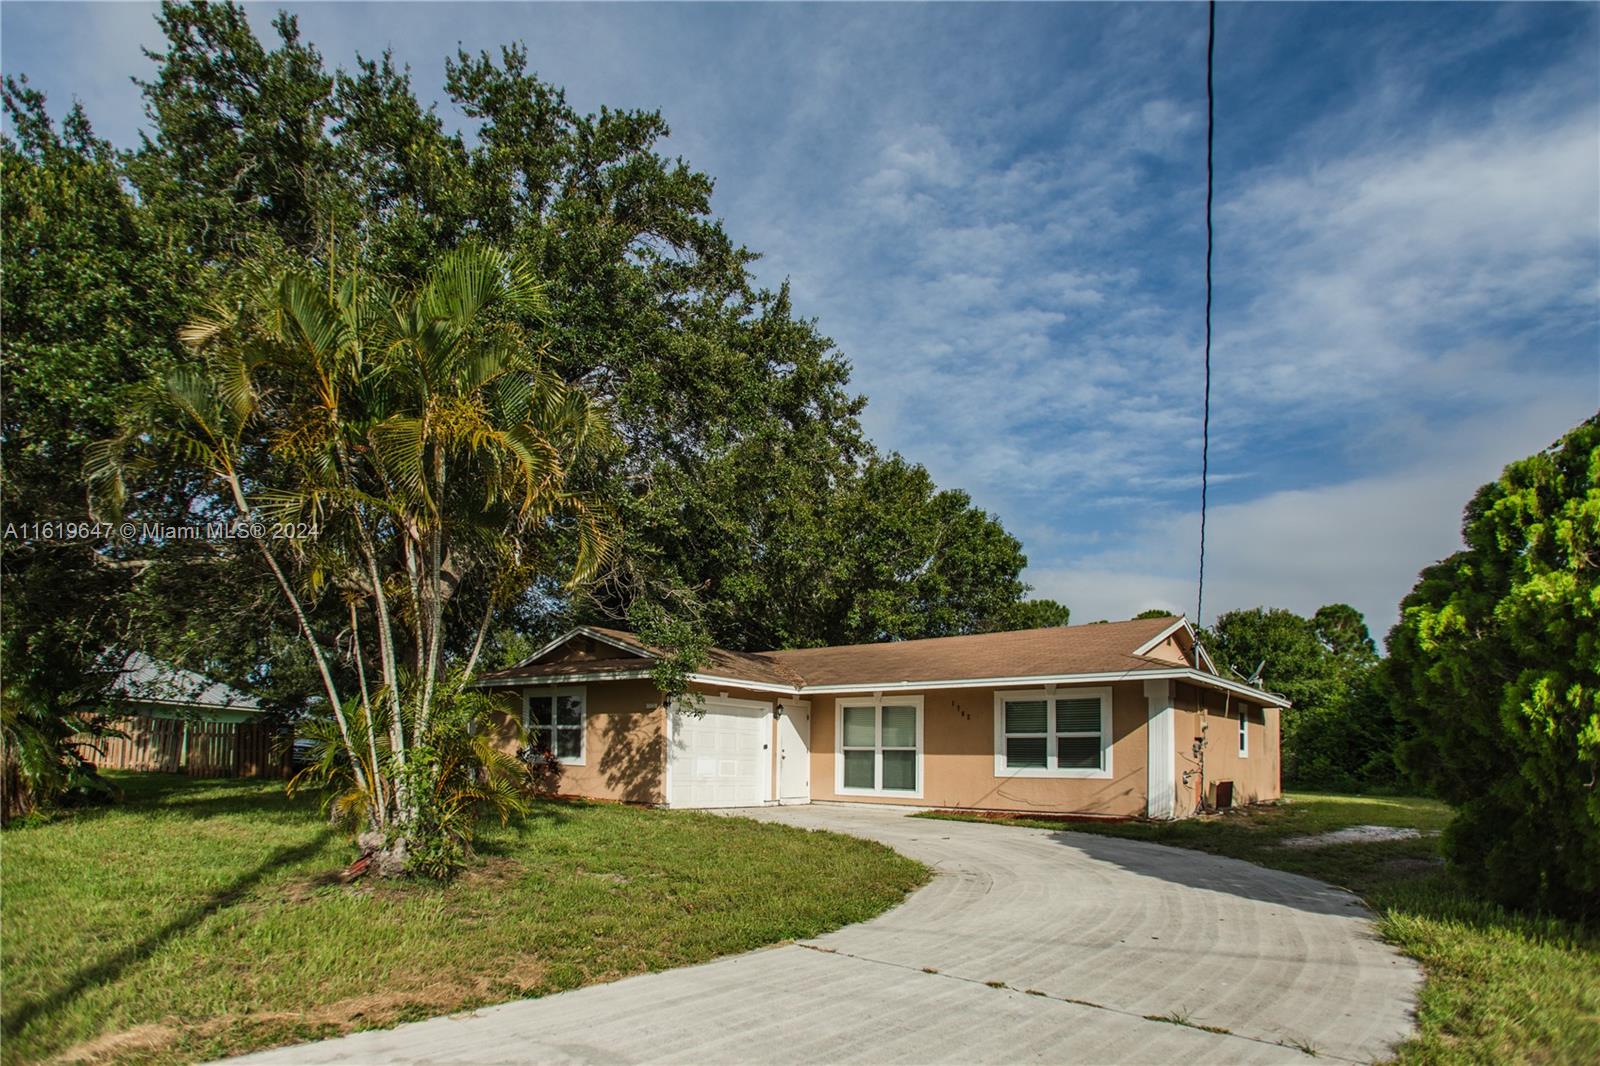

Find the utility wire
[[1197, 0, 1216, 628]]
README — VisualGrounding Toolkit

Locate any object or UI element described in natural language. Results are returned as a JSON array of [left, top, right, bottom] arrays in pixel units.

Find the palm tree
[[89, 244, 619, 872]]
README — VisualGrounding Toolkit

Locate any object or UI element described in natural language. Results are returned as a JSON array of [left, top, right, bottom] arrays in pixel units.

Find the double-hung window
[[993, 687, 1112, 778], [1237, 709, 1249, 757], [524, 686, 586, 764], [837, 697, 922, 796]]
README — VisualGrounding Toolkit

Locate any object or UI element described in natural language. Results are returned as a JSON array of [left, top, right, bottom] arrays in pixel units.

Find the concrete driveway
[[227, 804, 1420, 1065]]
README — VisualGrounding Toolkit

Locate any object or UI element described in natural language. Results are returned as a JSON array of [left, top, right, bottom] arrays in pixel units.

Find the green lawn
[[917, 794, 1600, 1065], [2, 774, 928, 1066]]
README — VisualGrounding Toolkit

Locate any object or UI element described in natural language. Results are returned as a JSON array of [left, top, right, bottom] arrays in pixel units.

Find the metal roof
[[105, 650, 261, 711]]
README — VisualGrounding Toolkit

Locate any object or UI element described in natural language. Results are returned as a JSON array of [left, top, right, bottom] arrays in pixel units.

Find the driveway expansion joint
[[792, 940, 1343, 1063]]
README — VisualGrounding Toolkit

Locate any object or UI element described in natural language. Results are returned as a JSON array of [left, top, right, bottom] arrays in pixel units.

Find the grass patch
[[1144, 1010, 1231, 1036], [916, 794, 1599, 1065], [2, 774, 928, 1065]]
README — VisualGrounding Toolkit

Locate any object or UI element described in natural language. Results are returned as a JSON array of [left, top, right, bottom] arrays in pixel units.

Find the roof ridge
[[760, 616, 1172, 658]]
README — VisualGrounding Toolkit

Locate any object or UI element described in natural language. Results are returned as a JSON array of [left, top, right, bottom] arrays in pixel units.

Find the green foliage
[[1133, 608, 1177, 620], [291, 675, 538, 880], [1205, 604, 1407, 791], [0, 695, 119, 824], [1389, 415, 1599, 919], [628, 452, 1066, 652], [88, 243, 618, 870], [1005, 598, 1074, 629], [0, 77, 195, 813], [816, 455, 1063, 645], [397, 679, 537, 880], [1313, 603, 1377, 664]]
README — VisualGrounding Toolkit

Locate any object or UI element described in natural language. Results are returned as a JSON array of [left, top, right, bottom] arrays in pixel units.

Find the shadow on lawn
[[49, 773, 309, 825], [1, 827, 336, 1041]]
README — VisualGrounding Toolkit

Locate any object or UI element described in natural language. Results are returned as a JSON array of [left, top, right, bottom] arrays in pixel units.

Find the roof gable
[[486, 625, 801, 688], [515, 627, 655, 669], [1130, 616, 1217, 673]]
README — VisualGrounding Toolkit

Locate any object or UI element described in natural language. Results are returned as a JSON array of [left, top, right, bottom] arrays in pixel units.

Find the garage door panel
[[669, 701, 769, 808]]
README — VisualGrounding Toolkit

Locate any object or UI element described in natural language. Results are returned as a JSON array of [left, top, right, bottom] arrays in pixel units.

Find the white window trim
[[993, 686, 1113, 779], [1238, 709, 1249, 757], [523, 685, 587, 766], [834, 695, 924, 799]]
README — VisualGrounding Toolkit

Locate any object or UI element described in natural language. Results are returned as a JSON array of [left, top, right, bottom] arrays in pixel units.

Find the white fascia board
[[478, 664, 1287, 706], [1133, 617, 1191, 657], [476, 669, 658, 688], [686, 674, 802, 696], [511, 626, 656, 669]]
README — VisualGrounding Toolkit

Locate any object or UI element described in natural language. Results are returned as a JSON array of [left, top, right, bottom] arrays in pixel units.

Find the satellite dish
[[1247, 660, 1266, 687]]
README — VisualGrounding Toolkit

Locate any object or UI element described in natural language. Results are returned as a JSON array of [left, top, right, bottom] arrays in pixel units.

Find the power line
[[1197, 0, 1216, 627]]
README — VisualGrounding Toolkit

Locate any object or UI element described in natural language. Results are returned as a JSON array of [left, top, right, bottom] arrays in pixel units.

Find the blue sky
[[6, 2, 1598, 637]]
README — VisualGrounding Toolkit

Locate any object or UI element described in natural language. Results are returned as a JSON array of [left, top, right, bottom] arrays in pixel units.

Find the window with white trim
[[838, 697, 922, 794], [1238, 710, 1248, 757], [524, 686, 586, 764], [993, 687, 1112, 778]]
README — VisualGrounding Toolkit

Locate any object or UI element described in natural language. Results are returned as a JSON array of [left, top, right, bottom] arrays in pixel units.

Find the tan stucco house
[[475, 616, 1287, 819]]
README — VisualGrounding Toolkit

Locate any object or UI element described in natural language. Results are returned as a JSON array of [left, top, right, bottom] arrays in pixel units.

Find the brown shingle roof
[[477, 628, 804, 688], [481, 617, 1190, 689], [472, 617, 1288, 704], [763, 617, 1182, 688]]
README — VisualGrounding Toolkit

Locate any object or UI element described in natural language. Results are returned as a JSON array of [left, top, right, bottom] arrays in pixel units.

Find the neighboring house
[[79, 652, 283, 777], [103, 651, 263, 723], [474, 616, 1287, 819]]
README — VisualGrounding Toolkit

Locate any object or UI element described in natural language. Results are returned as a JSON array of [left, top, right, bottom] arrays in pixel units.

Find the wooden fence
[[75, 716, 291, 779]]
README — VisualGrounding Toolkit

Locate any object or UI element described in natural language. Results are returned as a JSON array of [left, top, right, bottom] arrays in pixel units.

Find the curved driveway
[[228, 804, 1420, 1065]]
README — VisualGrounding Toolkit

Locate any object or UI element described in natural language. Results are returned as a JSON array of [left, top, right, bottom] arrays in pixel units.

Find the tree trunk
[[222, 470, 373, 808], [350, 602, 386, 829], [461, 595, 495, 681]]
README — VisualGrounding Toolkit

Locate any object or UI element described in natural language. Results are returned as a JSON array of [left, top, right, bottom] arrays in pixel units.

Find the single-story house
[[475, 616, 1287, 819], [77, 651, 282, 777], [103, 650, 263, 724]]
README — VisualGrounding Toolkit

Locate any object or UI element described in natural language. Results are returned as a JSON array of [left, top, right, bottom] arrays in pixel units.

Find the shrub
[[1390, 415, 1599, 919]]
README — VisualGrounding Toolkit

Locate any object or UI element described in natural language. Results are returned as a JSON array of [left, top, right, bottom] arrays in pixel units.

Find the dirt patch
[[49, 961, 553, 1065], [1281, 825, 1423, 848], [47, 1023, 179, 1065], [461, 856, 522, 887], [279, 871, 349, 903], [1380, 857, 1446, 878]]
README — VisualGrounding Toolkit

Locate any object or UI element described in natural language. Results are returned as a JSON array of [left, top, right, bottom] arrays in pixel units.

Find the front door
[[778, 700, 811, 803]]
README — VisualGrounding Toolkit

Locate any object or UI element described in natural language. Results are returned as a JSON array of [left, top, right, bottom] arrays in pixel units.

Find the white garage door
[[668, 699, 770, 808]]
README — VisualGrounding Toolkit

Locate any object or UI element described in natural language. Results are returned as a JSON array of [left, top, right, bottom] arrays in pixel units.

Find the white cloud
[[1216, 106, 1600, 416], [1030, 394, 1595, 637]]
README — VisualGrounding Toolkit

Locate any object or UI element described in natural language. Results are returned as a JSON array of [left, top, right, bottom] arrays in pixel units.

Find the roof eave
[[474, 665, 1289, 707]]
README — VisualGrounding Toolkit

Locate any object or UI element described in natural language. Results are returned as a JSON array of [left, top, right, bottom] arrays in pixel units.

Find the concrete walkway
[[226, 804, 1420, 1065]]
